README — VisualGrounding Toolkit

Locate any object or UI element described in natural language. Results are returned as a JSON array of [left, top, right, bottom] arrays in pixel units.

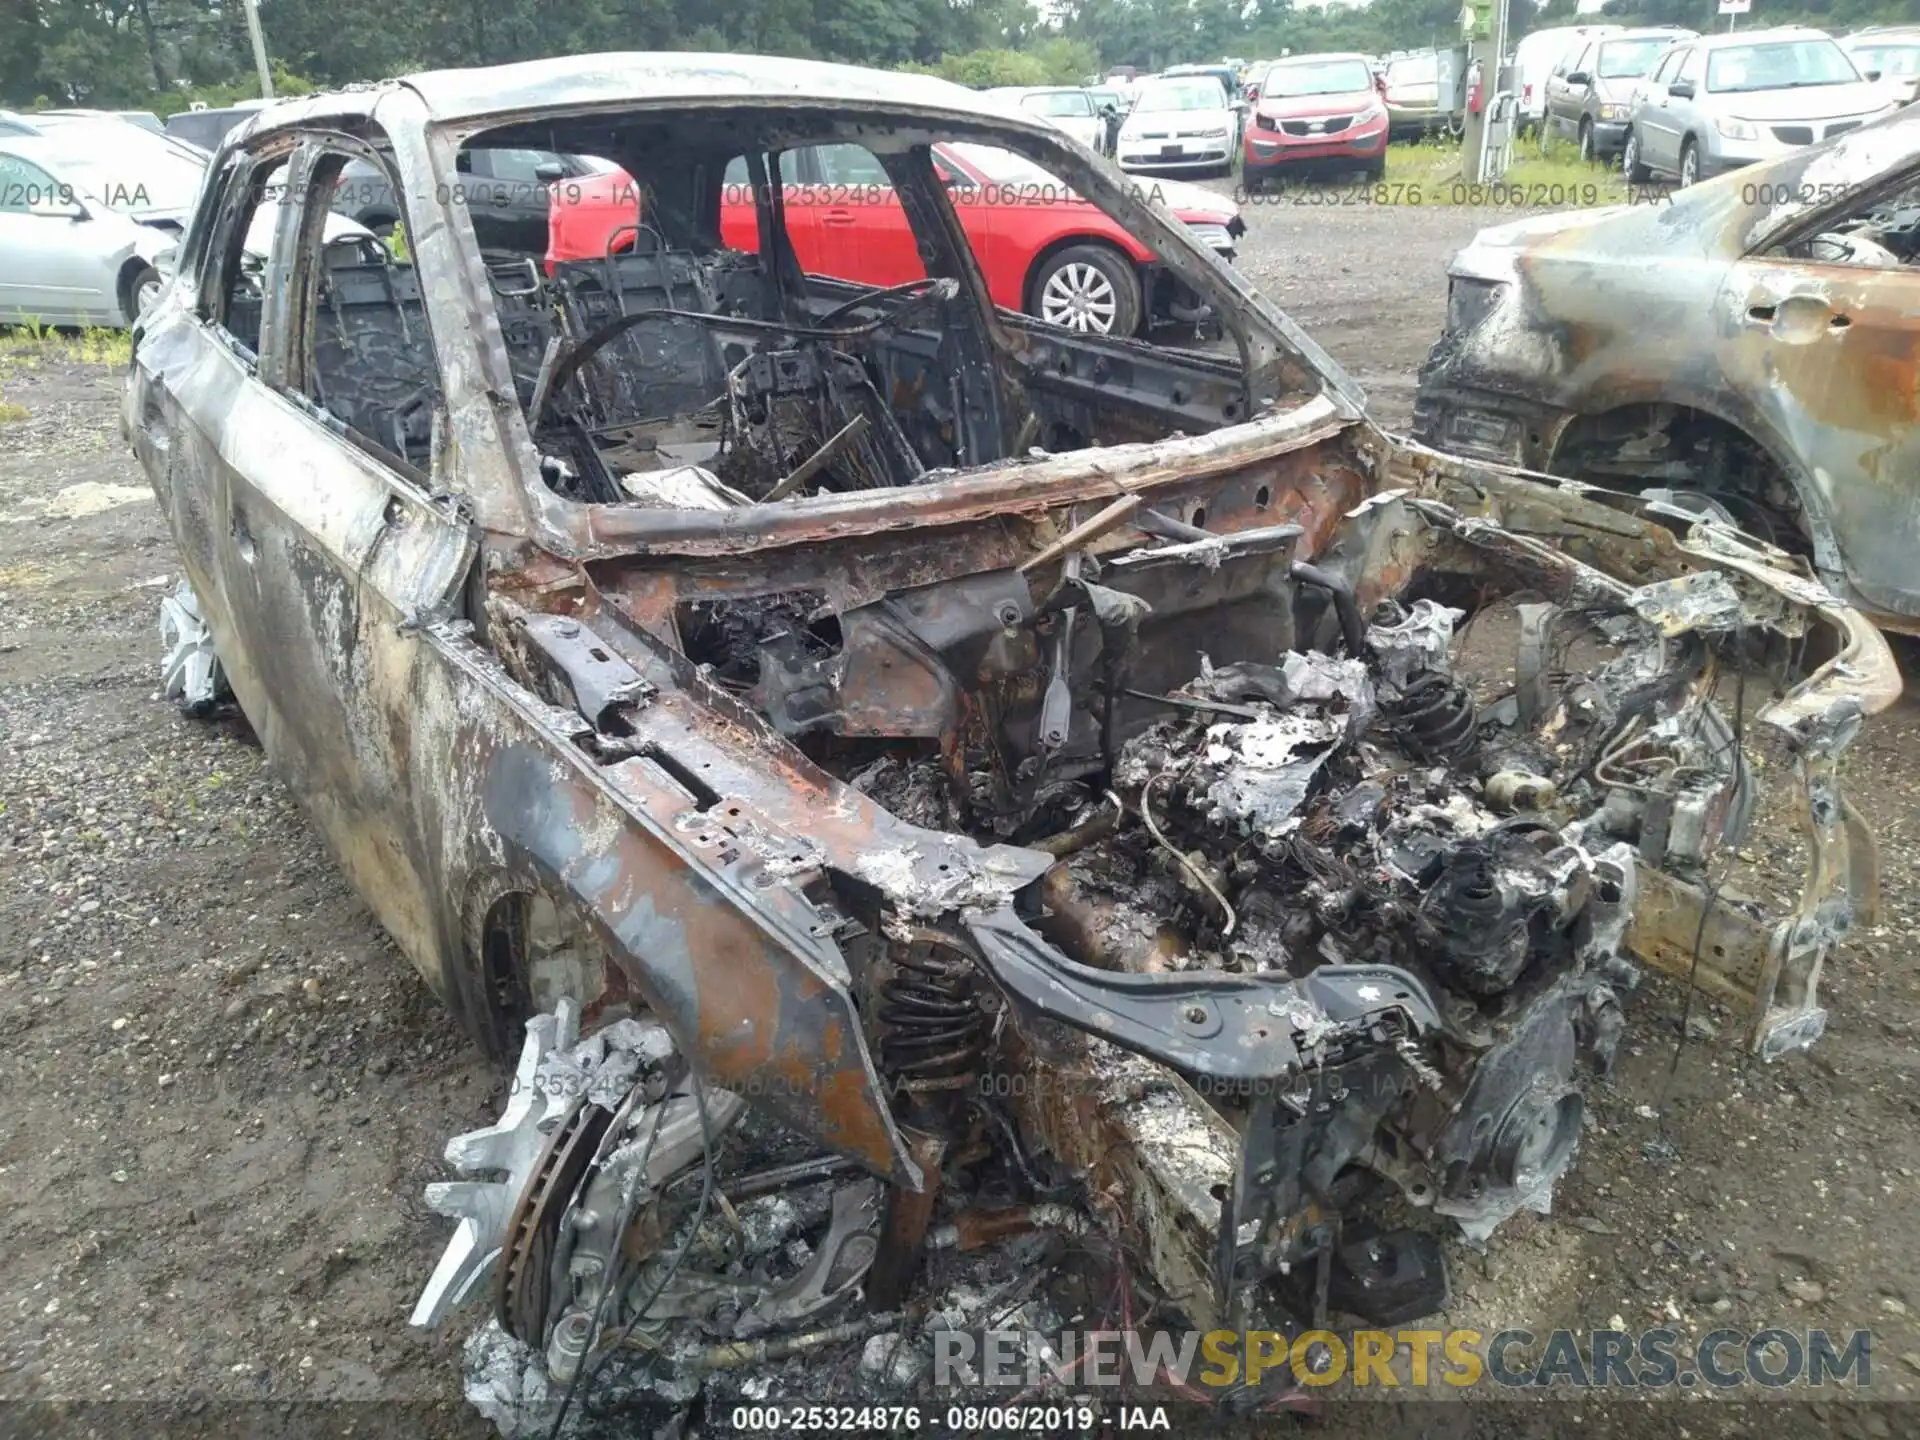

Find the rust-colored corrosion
[[120, 53, 1904, 1383], [867, 1130, 946, 1310]]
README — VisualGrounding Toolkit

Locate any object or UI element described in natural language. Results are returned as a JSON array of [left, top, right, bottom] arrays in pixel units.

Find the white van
[[1512, 25, 1619, 134]]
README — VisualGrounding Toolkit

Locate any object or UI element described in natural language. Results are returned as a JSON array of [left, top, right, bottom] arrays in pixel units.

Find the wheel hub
[[1041, 262, 1118, 333]]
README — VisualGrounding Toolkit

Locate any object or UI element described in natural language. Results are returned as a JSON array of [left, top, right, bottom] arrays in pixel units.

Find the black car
[[333, 146, 600, 254], [163, 103, 273, 153]]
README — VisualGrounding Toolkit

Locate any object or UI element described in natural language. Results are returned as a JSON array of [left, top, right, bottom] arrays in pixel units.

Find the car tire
[[122, 263, 163, 326], [1623, 129, 1651, 183], [1029, 244, 1142, 338], [1578, 119, 1595, 164], [1363, 158, 1386, 183], [1679, 138, 1699, 188]]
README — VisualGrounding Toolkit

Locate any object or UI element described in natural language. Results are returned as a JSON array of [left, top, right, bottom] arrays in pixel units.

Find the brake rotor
[[496, 1095, 614, 1345]]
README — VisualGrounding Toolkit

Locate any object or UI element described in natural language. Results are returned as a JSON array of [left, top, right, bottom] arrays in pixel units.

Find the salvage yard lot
[[2, 192, 1918, 1440]]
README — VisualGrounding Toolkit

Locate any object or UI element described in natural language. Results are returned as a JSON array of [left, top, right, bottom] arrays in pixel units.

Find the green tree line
[[3, 0, 1914, 111]]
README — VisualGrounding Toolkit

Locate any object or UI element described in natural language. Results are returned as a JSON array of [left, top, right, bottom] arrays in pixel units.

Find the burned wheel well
[[452, 878, 538, 1061], [1550, 403, 1811, 553], [457, 873, 614, 1062]]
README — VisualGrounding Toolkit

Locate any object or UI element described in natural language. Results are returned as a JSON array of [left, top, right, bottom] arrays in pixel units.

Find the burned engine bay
[[413, 416, 1894, 1429]]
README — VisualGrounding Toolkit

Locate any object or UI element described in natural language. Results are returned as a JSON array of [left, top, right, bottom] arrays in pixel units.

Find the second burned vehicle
[[1415, 106, 1920, 634], [126, 53, 1896, 1427]]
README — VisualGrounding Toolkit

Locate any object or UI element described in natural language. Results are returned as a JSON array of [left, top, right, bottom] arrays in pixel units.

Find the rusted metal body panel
[[124, 52, 1902, 1417], [1412, 110, 1920, 628]]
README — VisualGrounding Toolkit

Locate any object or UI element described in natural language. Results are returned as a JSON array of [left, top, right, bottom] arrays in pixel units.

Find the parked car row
[[979, 73, 1248, 174], [1536, 26, 1698, 161], [1069, 63, 1256, 176], [1245, 49, 1463, 141], [1522, 22, 1915, 184], [996, 54, 1434, 181], [1623, 28, 1898, 186]]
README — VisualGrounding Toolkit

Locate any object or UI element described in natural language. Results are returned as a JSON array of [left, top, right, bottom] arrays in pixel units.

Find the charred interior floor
[[271, 102, 1899, 1436]]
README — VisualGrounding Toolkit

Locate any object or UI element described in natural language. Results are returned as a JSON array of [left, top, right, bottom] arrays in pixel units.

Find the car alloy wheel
[[1679, 141, 1698, 188], [1623, 129, 1651, 182], [1040, 261, 1120, 333], [137, 273, 164, 314], [1579, 120, 1594, 163]]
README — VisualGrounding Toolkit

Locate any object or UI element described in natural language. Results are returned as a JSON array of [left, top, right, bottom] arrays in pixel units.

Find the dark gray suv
[[1540, 27, 1695, 161]]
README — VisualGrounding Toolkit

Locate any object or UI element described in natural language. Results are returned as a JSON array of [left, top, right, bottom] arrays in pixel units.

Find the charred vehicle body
[[1414, 108, 1920, 633], [126, 53, 1898, 1428]]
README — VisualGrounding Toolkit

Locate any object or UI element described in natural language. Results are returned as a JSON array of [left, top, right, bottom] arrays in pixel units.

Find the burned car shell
[[1414, 107, 1920, 630], [126, 52, 1898, 1364]]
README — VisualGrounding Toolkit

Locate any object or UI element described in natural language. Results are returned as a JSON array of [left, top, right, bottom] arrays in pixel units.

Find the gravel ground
[[2, 195, 1917, 1440]]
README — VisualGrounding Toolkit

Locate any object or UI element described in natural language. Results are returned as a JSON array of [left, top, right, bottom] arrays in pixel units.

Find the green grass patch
[[0, 399, 28, 423], [1, 319, 58, 355], [1381, 133, 1627, 209], [75, 327, 133, 366], [1, 323, 133, 368]]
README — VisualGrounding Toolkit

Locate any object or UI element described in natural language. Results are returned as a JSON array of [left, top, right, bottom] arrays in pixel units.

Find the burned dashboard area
[[416, 412, 1892, 1431], [423, 104, 1295, 512]]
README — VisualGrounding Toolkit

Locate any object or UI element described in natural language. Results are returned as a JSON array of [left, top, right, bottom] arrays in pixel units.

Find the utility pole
[[1457, 0, 1507, 184], [243, 0, 275, 99]]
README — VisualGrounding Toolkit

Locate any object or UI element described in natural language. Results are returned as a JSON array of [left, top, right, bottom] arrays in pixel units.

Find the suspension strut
[[875, 928, 991, 1130], [866, 926, 991, 1309], [1383, 667, 1479, 761]]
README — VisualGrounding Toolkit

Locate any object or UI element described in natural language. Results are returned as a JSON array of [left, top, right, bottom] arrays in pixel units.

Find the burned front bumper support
[[1408, 382, 1563, 470], [1385, 441, 1902, 1060]]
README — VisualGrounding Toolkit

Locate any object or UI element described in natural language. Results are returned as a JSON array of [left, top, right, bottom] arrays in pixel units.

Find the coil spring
[[1385, 668, 1479, 761], [877, 937, 988, 1100]]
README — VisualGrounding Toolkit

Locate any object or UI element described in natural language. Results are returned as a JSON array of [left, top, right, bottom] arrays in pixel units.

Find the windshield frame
[[1131, 80, 1229, 115], [1596, 38, 1674, 80], [1262, 59, 1375, 98], [1706, 38, 1862, 95], [419, 93, 1365, 547]]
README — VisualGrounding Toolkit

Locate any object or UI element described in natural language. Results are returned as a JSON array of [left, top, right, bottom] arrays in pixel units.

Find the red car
[[547, 141, 1244, 338], [1241, 52, 1390, 187]]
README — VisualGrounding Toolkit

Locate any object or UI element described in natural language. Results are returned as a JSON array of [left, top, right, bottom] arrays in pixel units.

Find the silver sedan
[[0, 128, 205, 327]]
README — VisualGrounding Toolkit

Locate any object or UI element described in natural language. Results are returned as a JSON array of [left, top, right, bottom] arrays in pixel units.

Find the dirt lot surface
[[3, 195, 1918, 1440]]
